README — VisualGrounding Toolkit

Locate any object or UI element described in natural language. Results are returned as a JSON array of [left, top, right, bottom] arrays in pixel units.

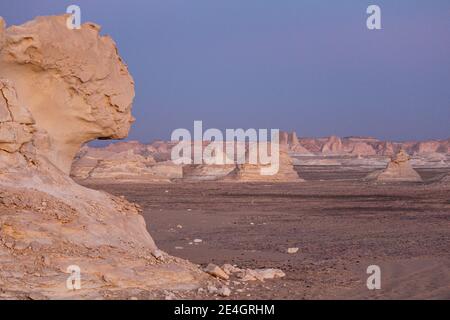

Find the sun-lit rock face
[[0, 16, 205, 299], [0, 15, 135, 175], [366, 149, 423, 182], [71, 147, 183, 182], [321, 135, 343, 154], [224, 144, 303, 182]]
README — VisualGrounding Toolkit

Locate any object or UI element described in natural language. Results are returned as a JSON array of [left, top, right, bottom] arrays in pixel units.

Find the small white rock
[[152, 249, 164, 261], [287, 247, 299, 254], [218, 286, 231, 297], [207, 285, 218, 294]]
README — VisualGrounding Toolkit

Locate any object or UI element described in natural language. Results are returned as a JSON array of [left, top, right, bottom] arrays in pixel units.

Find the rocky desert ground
[[80, 151, 450, 299], [0, 13, 448, 300]]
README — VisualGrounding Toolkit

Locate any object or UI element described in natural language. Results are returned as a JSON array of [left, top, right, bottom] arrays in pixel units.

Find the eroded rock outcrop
[[182, 144, 236, 181], [365, 150, 423, 182], [224, 144, 303, 182], [71, 146, 182, 182], [0, 15, 205, 299]]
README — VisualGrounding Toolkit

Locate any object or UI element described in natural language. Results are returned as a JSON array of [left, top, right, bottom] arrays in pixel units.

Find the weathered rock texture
[[224, 144, 303, 182], [0, 15, 205, 299], [278, 131, 448, 158], [72, 145, 182, 182], [366, 150, 423, 182]]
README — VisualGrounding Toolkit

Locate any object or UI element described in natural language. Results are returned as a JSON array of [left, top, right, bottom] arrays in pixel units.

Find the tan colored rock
[[205, 263, 229, 280], [237, 268, 286, 282], [287, 247, 299, 254], [412, 141, 442, 155], [182, 143, 236, 181], [221, 264, 242, 275], [377, 141, 397, 156], [279, 131, 289, 145], [290, 143, 313, 155], [321, 135, 343, 154], [71, 143, 183, 182], [217, 286, 231, 297], [0, 121, 34, 152], [0, 15, 207, 299], [0, 90, 12, 122], [0, 15, 134, 174], [349, 142, 376, 156], [183, 164, 235, 181], [224, 144, 303, 182], [289, 131, 299, 145], [366, 150, 422, 182]]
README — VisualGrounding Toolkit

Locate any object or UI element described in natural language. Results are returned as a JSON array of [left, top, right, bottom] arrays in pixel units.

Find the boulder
[[71, 146, 182, 182], [0, 15, 206, 299], [224, 144, 304, 182], [321, 136, 343, 154], [366, 150, 422, 182]]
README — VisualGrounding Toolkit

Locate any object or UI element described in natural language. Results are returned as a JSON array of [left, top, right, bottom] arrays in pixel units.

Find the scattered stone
[[237, 268, 285, 282], [164, 292, 176, 300], [193, 239, 203, 243], [207, 285, 218, 294], [287, 247, 299, 254], [152, 249, 164, 261], [205, 264, 229, 280], [218, 286, 231, 297], [222, 264, 242, 275]]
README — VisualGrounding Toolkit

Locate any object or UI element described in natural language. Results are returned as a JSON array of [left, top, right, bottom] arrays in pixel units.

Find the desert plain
[[0, 14, 448, 300], [82, 163, 450, 299]]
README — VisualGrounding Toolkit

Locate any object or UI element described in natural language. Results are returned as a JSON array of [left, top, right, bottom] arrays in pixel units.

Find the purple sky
[[1, 0, 449, 142]]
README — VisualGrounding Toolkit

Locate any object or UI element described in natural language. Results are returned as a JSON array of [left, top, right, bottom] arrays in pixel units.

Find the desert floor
[[83, 167, 450, 299]]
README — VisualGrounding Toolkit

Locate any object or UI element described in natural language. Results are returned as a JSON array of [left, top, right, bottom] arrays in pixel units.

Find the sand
[[83, 166, 450, 299]]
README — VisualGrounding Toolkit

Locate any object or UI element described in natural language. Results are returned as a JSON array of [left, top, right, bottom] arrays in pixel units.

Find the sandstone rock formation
[[321, 135, 343, 154], [224, 144, 303, 182], [71, 145, 182, 182], [289, 131, 299, 145], [0, 15, 205, 299], [279, 131, 312, 155], [348, 142, 377, 156], [365, 150, 423, 182], [182, 142, 236, 181]]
